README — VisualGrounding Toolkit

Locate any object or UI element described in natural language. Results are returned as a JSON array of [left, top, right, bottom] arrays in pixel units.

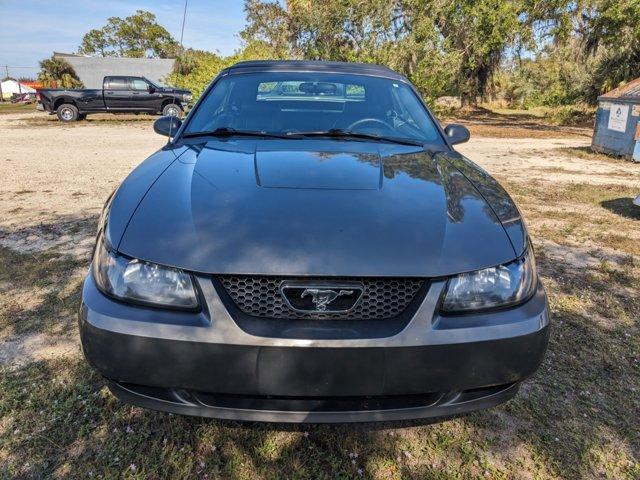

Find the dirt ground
[[0, 110, 638, 479]]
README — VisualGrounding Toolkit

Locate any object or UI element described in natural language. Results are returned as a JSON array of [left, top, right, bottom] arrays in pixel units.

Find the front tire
[[56, 104, 79, 122], [162, 103, 183, 118]]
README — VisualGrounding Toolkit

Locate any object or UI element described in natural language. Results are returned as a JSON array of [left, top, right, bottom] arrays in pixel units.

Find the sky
[[0, 0, 250, 79]]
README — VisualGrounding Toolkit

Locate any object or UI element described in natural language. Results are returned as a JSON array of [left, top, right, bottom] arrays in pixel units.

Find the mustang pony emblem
[[280, 282, 363, 313], [300, 288, 354, 312]]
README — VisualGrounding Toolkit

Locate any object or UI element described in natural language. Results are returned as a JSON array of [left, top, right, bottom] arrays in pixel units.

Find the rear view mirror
[[444, 124, 471, 145], [154, 116, 182, 137]]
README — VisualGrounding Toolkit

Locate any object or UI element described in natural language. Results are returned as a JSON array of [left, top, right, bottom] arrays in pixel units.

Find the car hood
[[116, 139, 519, 277]]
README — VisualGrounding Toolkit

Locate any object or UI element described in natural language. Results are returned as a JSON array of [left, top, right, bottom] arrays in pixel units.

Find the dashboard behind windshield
[[184, 72, 444, 144]]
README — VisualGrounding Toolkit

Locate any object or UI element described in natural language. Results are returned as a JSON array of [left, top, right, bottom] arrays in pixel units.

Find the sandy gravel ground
[[0, 112, 165, 256], [457, 137, 640, 187]]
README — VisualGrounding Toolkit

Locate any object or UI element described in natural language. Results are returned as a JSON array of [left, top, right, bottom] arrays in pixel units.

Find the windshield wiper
[[285, 128, 425, 147], [182, 127, 288, 139]]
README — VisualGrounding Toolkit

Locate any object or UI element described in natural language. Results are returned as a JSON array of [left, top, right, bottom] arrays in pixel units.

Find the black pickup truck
[[37, 76, 192, 122]]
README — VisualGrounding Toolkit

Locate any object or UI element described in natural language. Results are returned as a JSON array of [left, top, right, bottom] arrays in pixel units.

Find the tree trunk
[[460, 93, 478, 108]]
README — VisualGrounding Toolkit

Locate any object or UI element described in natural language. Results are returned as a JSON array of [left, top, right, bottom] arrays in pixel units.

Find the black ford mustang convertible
[[79, 61, 549, 423]]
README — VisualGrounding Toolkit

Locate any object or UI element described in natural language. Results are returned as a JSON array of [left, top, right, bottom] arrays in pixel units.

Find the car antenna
[[168, 0, 188, 142]]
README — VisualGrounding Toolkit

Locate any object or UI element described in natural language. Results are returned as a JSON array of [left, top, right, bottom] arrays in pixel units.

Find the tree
[[239, 0, 456, 101], [403, 0, 574, 106], [166, 40, 286, 98], [78, 10, 179, 58], [579, 0, 640, 99], [239, 0, 573, 106], [241, 0, 293, 58], [37, 56, 83, 88], [166, 49, 228, 97]]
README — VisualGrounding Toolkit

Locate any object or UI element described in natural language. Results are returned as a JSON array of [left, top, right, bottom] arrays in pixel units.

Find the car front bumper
[[79, 273, 550, 423]]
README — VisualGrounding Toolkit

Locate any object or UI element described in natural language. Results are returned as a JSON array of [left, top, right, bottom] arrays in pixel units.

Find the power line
[[0, 65, 39, 69]]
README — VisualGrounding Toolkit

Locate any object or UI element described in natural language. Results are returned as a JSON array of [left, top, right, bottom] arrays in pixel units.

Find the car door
[[129, 78, 157, 111], [104, 77, 133, 110]]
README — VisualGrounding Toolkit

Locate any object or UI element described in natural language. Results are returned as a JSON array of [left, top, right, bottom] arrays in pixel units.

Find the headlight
[[92, 234, 199, 310], [183, 93, 193, 102], [441, 248, 537, 313]]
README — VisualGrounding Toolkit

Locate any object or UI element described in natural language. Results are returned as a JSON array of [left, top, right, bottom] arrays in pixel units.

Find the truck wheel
[[57, 104, 79, 122], [162, 104, 183, 118]]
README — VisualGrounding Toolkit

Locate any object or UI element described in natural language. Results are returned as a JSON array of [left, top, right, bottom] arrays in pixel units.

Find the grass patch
[[0, 103, 35, 115], [553, 146, 635, 165], [19, 114, 157, 128], [505, 181, 638, 211], [504, 180, 640, 256], [0, 247, 86, 336]]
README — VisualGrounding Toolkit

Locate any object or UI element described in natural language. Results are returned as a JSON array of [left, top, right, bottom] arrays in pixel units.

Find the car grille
[[219, 276, 426, 320]]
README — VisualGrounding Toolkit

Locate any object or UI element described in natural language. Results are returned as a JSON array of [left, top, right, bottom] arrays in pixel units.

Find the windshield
[[144, 77, 162, 89], [184, 72, 443, 144]]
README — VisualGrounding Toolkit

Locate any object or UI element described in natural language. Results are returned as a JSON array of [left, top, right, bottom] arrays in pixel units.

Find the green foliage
[[412, 0, 523, 105], [78, 10, 179, 58], [166, 41, 282, 98], [37, 56, 83, 88], [166, 49, 229, 98], [542, 104, 595, 125], [238, 0, 574, 106], [581, 0, 640, 99], [137, 0, 640, 108], [497, 43, 595, 108]]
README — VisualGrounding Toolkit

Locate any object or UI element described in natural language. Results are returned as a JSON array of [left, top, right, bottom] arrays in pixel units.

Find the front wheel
[[56, 104, 79, 122], [162, 104, 183, 118]]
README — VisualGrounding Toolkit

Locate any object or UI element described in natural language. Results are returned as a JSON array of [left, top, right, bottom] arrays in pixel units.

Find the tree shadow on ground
[[601, 197, 640, 220], [443, 109, 592, 138]]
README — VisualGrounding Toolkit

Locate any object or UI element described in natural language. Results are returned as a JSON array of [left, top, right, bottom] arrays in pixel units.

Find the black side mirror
[[154, 116, 182, 137], [148, 85, 156, 94], [444, 124, 470, 145]]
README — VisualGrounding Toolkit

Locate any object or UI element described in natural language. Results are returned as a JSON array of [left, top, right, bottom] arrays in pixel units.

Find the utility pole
[[17, 69, 22, 99], [180, 0, 188, 52], [168, 0, 188, 139], [0, 66, 7, 102]]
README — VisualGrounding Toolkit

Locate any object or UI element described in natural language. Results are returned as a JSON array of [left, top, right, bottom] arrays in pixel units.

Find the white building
[[0, 79, 36, 99], [53, 52, 176, 89]]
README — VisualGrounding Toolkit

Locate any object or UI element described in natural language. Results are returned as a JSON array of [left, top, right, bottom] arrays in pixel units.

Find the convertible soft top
[[225, 60, 408, 81]]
